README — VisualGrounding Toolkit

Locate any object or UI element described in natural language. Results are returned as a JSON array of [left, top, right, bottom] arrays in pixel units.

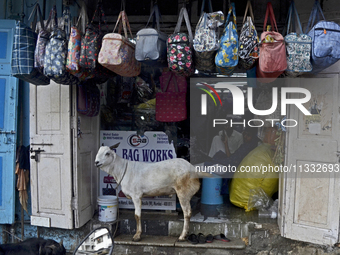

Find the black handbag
[[135, 4, 167, 66], [102, 184, 116, 196]]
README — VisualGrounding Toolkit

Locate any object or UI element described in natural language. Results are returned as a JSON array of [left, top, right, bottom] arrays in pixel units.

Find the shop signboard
[[99, 131, 176, 210]]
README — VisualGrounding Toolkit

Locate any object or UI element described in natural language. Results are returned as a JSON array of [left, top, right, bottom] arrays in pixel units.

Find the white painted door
[[30, 82, 99, 229], [71, 84, 99, 228], [30, 82, 74, 229], [281, 69, 340, 245]]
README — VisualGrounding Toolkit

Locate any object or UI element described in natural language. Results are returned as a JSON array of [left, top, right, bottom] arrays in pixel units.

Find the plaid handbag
[[43, 6, 79, 85], [156, 72, 187, 122], [167, 7, 194, 77], [11, 3, 50, 85]]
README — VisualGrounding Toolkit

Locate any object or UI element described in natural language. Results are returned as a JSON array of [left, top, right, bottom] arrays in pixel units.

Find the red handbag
[[256, 2, 287, 83], [159, 71, 187, 93], [156, 73, 187, 122]]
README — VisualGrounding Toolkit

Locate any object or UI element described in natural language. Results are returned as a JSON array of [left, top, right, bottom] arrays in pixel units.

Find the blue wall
[[0, 0, 92, 251]]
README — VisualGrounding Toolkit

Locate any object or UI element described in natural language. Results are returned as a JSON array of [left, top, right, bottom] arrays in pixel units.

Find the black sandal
[[197, 233, 206, 244], [187, 234, 198, 244], [206, 234, 214, 243], [213, 233, 230, 242]]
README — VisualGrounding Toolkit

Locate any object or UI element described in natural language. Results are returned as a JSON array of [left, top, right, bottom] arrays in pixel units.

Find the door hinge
[[0, 130, 16, 134], [70, 116, 76, 130], [71, 197, 77, 210]]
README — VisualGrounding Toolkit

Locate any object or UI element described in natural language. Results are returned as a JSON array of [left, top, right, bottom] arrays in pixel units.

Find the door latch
[[30, 147, 45, 162]]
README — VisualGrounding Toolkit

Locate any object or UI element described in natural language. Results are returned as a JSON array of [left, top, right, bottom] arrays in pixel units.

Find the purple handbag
[[77, 80, 100, 117]]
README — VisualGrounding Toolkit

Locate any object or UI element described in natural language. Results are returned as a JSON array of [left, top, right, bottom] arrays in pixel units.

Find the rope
[[113, 161, 128, 238]]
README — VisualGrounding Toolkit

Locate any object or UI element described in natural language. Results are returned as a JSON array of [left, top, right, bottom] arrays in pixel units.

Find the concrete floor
[[194, 195, 277, 225]]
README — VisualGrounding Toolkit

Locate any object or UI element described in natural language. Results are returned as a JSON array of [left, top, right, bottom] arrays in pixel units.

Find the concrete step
[[113, 235, 246, 255], [118, 209, 256, 239]]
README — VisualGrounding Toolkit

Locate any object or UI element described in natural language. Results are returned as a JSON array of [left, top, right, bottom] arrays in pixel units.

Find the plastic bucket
[[201, 178, 223, 205], [97, 196, 118, 222]]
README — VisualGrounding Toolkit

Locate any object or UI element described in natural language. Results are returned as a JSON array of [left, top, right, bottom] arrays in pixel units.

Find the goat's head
[[95, 143, 120, 168]]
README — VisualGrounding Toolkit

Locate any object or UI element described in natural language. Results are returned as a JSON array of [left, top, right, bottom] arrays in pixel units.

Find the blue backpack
[[215, 3, 238, 76], [305, 0, 340, 73]]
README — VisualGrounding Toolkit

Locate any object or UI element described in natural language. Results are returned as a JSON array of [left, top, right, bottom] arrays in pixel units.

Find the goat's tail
[[190, 164, 213, 178]]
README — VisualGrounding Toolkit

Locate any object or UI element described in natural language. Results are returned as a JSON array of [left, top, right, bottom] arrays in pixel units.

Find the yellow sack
[[229, 143, 279, 211], [135, 98, 156, 110]]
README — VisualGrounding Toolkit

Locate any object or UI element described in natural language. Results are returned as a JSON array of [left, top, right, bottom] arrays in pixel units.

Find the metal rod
[[2, 230, 23, 242], [21, 205, 24, 240]]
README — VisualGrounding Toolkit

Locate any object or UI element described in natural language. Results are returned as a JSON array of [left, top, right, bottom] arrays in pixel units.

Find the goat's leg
[[177, 193, 192, 241], [132, 197, 142, 242]]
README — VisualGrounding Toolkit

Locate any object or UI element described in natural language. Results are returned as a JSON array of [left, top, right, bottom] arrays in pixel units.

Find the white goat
[[95, 143, 209, 242]]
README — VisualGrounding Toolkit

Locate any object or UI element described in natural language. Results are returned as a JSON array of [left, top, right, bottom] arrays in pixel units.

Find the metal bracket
[[30, 147, 45, 162]]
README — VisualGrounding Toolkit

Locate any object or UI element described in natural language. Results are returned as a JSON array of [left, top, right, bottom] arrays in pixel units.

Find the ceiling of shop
[[83, 0, 290, 33]]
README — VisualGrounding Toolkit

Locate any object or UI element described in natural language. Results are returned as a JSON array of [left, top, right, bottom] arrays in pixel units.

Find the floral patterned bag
[[284, 1, 312, 76], [66, 11, 95, 81], [33, 4, 52, 75], [167, 7, 194, 77], [79, 3, 109, 71], [239, 1, 259, 70], [194, 9, 225, 73], [43, 5, 79, 85], [98, 10, 141, 77], [215, 3, 238, 76]]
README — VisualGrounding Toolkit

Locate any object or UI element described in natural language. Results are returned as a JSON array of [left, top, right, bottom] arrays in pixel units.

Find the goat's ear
[[110, 143, 120, 150], [59, 240, 63, 246]]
